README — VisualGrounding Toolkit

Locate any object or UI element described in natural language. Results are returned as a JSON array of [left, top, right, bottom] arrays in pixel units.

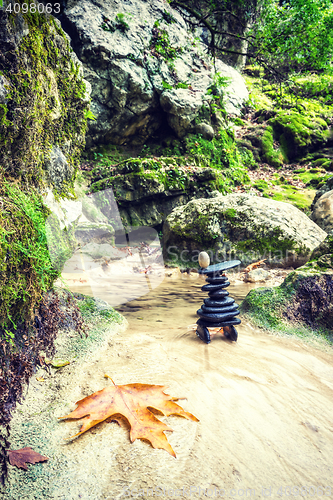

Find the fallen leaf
[[51, 360, 70, 369], [60, 375, 199, 457], [7, 447, 48, 470], [243, 259, 267, 273], [36, 377, 45, 382]]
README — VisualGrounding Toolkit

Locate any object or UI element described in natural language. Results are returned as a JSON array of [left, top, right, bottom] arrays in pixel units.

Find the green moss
[[235, 227, 297, 255], [241, 268, 333, 342], [224, 208, 237, 219], [297, 170, 331, 186], [270, 187, 315, 213], [0, 7, 89, 191], [253, 179, 269, 192], [269, 111, 329, 160], [78, 296, 123, 323], [240, 283, 295, 329], [245, 75, 274, 110], [0, 181, 62, 329], [261, 125, 285, 167], [150, 22, 182, 63]]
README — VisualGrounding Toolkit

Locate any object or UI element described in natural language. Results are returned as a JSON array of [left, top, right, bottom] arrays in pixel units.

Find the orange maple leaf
[[243, 259, 267, 273], [60, 375, 199, 457]]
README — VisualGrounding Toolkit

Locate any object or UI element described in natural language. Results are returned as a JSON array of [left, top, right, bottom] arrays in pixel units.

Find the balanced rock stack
[[196, 252, 241, 344]]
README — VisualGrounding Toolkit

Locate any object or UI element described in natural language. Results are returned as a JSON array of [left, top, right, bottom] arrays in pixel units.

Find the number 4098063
[[4, 3, 61, 14]]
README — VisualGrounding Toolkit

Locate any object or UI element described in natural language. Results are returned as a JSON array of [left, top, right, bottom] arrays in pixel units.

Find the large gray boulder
[[163, 194, 327, 267], [63, 0, 248, 145]]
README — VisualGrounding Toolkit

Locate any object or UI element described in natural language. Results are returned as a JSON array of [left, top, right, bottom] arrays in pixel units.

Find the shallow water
[[58, 271, 333, 496], [7, 271, 333, 500], [63, 267, 256, 333]]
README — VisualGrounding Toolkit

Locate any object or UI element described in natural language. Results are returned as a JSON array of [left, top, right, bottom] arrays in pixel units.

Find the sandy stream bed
[[4, 272, 333, 500]]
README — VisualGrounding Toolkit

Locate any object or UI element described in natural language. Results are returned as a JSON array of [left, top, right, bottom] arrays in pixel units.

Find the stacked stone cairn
[[196, 252, 241, 344]]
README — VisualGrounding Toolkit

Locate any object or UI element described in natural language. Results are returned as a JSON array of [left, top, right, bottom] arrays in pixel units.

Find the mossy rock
[[241, 265, 333, 334], [311, 175, 333, 209], [0, 8, 89, 191], [269, 112, 329, 161], [163, 194, 327, 268], [90, 171, 165, 201], [241, 124, 286, 168]]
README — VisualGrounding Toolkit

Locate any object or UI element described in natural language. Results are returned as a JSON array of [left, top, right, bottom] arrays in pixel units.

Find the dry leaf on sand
[[8, 447, 48, 470], [60, 375, 199, 457]]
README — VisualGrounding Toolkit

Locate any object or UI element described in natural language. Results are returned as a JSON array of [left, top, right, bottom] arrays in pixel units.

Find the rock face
[[311, 189, 333, 234], [62, 0, 248, 146], [312, 176, 333, 206], [245, 268, 269, 283], [89, 156, 230, 229], [163, 194, 327, 267], [0, 3, 90, 190]]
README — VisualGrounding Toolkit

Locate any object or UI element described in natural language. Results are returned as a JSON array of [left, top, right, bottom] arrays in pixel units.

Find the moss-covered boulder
[[88, 156, 246, 228], [241, 263, 333, 334], [163, 194, 327, 267], [268, 112, 331, 161], [238, 123, 286, 168]]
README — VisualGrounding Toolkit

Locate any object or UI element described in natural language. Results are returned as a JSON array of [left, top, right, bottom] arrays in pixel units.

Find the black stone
[[196, 260, 241, 343], [205, 276, 228, 284], [223, 325, 238, 341], [198, 259, 241, 275], [201, 306, 233, 313], [209, 287, 230, 298], [197, 307, 240, 322], [197, 318, 241, 328], [196, 324, 211, 344], [201, 281, 230, 292], [203, 296, 235, 308], [202, 282, 230, 291], [204, 296, 233, 307]]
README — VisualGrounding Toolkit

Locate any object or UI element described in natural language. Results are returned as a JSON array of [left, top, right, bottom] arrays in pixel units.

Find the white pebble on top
[[198, 251, 210, 268]]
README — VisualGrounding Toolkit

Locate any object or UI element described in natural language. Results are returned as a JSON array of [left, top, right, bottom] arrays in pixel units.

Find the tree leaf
[[60, 376, 199, 457], [7, 448, 48, 470]]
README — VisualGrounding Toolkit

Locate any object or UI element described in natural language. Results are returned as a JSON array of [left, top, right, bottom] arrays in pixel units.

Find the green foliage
[[101, 13, 131, 33], [162, 80, 173, 90], [150, 22, 182, 62], [238, 147, 256, 170], [261, 125, 285, 168], [185, 130, 239, 170], [165, 166, 188, 190], [0, 181, 60, 329], [84, 109, 97, 121], [158, 130, 250, 193], [176, 82, 189, 89], [251, 0, 333, 77]]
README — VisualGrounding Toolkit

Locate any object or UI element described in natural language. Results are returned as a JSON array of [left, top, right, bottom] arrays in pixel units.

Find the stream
[[61, 270, 333, 499], [6, 271, 333, 500]]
